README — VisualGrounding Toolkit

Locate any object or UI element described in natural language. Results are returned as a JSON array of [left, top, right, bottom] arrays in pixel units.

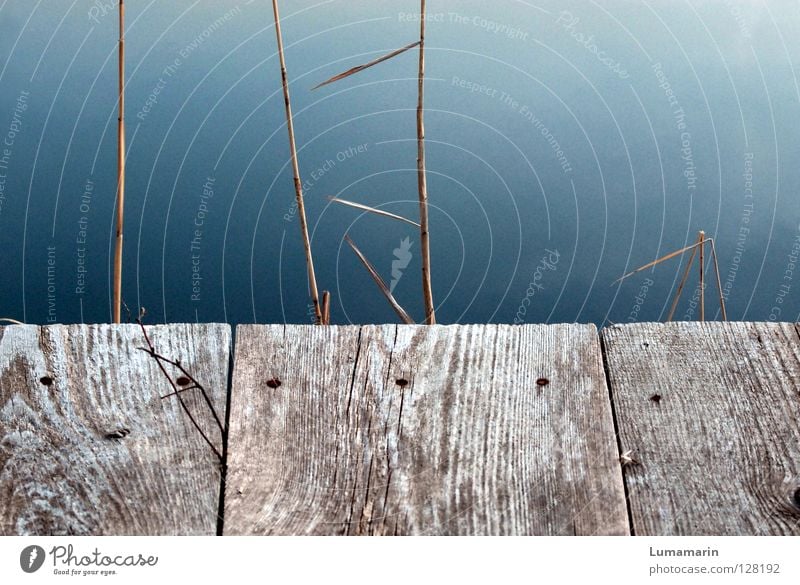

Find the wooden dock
[[1, 323, 799, 536]]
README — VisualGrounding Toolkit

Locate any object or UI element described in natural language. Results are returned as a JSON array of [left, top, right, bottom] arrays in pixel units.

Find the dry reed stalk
[[698, 230, 705, 321], [321, 291, 331, 325], [312, 41, 420, 90], [618, 231, 727, 323], [344, 236, 415, 324], [271, 0, 323, 324], [328, 196, 420, 227], [0, 318, 25, 325], [709, 238, 728, 321], [112, 0, 126, 324], [417, 0, 435, 324], [666, 242, 698, 322]]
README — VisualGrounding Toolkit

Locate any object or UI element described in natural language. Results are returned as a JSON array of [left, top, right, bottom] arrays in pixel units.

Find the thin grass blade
[[329, 196, 420, 227], [344, 236, 415, 324], [312, 41, 420, 90]]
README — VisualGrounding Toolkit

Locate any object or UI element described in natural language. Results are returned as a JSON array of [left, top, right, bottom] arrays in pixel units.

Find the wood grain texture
[[0, 324, 230, 535], [224, 324, 628, 535], [602, 322, 800, 535]]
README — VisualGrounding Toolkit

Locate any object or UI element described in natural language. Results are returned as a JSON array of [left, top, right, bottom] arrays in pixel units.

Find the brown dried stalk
[[272, 0, 323, 324], [313, 2, 436, 323], [709, 238, 728, 321], [616, 231, 727, 322], [417, 0, 435, 324], [698, 230, 705, 321], [112, 0, 126, 323], [345, 236, 415, 324], [666, 239, 698, 322]]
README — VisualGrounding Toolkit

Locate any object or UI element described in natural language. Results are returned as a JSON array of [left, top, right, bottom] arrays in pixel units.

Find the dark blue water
[[1, 0, 798, 326]]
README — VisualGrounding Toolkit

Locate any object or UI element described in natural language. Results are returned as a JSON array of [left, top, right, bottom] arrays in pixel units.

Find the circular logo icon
[[20, 545, 46, 573]]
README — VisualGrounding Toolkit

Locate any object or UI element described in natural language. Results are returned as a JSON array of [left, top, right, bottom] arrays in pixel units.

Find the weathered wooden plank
[[602, 322, 800, 535], [224, 324, 628, 535], [0, 324, 230, 535]]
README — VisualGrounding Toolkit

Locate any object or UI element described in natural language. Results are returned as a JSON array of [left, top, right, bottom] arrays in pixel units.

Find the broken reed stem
[[321, 291, 331, 325], [137, 316, 224, 462], [417, 0, 436, 325], [698, 230, 705, 322], [709, 238, 728, 321], [345, 236, 416, 324], [666, 242, 698, 322], [112, 0, 125, 324], [271, 0, 323, 325], [613, 241, 704, 285]]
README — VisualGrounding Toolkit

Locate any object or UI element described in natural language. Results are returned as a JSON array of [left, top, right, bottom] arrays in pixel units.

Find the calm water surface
[[0, 0, 798, 326]]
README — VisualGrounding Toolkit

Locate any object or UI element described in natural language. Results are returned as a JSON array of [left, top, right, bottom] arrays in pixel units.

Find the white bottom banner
[[1, 536, 798, 584]]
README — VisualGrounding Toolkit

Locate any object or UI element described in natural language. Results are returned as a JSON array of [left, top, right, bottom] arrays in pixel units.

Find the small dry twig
[[620, 449, 640, 467], [136, 308, 224, 462]]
